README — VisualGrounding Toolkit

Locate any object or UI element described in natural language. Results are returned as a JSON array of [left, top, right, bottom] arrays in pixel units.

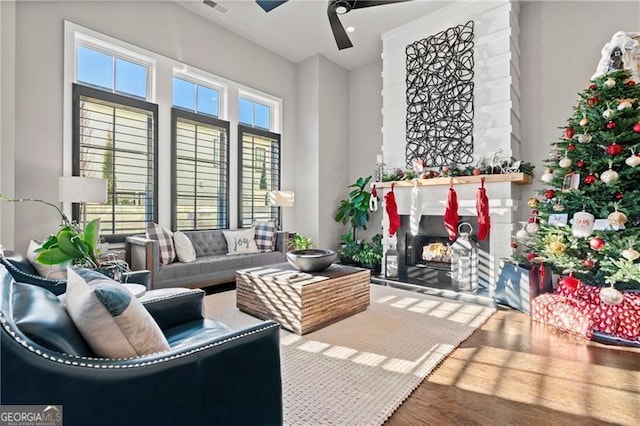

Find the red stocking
[[476, 176, 490, 241], [385, 184, 400, 237], [444, 180, 459, 241]]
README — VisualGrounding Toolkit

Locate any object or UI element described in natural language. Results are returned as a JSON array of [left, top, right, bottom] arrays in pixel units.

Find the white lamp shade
[[58, 177, 108, 204], [269, 190, 295, 207]]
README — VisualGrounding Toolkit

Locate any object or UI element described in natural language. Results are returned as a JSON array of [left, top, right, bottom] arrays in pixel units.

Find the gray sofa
[[126, 230, 287, 290]]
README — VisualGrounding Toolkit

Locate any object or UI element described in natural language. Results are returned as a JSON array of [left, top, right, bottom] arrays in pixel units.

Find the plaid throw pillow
[[253, 220, 277, 252], [146, 223, 176, 265]]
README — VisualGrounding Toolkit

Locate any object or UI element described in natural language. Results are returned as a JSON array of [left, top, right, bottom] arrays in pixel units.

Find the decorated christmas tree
[[515, 67, 640, 293]]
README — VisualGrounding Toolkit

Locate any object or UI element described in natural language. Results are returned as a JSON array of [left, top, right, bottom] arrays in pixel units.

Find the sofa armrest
[[122, 270, 151, 288], [126, 236, 159, 286], [140, 288, 204, 330], [275, 231, 289, 254], [0, 254, 66, 295]]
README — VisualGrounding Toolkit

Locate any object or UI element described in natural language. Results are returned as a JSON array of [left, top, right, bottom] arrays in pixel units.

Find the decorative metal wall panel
[[405, 21, 474, 167]]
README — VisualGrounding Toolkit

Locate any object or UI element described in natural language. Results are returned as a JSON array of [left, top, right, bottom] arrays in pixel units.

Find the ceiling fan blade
[[351, 0, 413, 10], [256, 0, 288, 12], [327, 5, 353, 50]]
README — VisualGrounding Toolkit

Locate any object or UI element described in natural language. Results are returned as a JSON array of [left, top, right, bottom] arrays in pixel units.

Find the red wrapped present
[[615, 294, 640, 341], [532, 294, 596, 339], [592, 302, 622, 335]]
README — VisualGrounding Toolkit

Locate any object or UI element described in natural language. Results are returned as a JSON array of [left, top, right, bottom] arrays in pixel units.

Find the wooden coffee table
[[236, 263, 371, 335]]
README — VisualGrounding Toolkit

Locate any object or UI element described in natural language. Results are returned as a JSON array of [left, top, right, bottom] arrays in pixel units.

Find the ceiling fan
[[256, 0, 413, 50]]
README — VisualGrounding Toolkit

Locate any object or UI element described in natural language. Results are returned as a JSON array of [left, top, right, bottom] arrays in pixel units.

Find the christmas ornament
[[604, 78, 616, 88], [589, 84, 597, 90], [584, 174, 597, 184], [527, 197, 540, 208], [544, 189, 556, 199], [600, 163, 619, 185], [553, 202, 565, 212], [625, 148, 640, 167], [628, 80, 637, 86], [525, 252, 537, 262], [606, 121, 616, 129], [558, 272, 580, 290], [564, 128, 575, 139], [617, 100, 633, 110], [600, 284, 623, 306], [606, 142, 623, 156], [578, 133, 592, 144], [576, 160, 585, 168], [572, 211, 595, 238], [587, 97, 599, 106], [385, 183, 400, 237], [547, 240, 565, 254], [602, 108, 613, 119], [567, 144, 576, 152], [615, 192, 624, 200], [622, 248, 640, 261], [472, 168, 482, 176], [526, 221, 540, 234], [476, 177, 490, 241], [511, 241, 518, 249], [580, 117, 589, 127], [444, 181, 459, 241], [559, 156, 572, 168], [583, 258, 594, 268], [589, 237, 606, 251], [607, 210, 628, 227], [633, 122, 640, 133], [541, 168, 554, 183], [516, 222, 529, 241]]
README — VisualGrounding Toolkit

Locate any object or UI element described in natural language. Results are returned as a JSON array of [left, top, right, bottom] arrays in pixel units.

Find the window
[[172, 109, 230, 230], [238, 125, 280, 228], [239, 98, 271, 130], [172, 77, 220, 117], [72, 84, 158, 242], [77, 45, 148, 99]]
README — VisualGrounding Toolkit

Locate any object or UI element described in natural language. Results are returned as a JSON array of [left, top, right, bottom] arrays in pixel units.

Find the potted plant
[[334, 176, 373, 242], [337, 233, 358, 265], [353, 234, 383, 274], [288, 233, 313, 251]]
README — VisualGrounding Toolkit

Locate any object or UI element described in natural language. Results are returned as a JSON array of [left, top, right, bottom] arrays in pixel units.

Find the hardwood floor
[[384, 307, 640, 426]]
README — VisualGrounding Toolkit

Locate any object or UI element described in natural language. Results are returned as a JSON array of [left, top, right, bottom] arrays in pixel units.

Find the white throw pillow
[[173, 231, 196, 263], [65, 268, 170, 358], [26, 240, 68, 279], [223, 229, 260, 255]]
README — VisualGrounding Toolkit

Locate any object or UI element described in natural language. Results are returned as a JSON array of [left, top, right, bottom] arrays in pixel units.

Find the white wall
[[11, 0, 297, 253], [0, 1, 16, 250], [381, 0, 520, 170], [348, 60, 384, 241], [519, 1, 640, 220]]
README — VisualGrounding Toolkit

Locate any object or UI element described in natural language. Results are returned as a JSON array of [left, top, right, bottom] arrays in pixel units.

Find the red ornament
[[586, 97, 600, 106], [607, 121, 616, 130], [564, 128, 575, 139], [589, 237, 606, 251], [511, 242, 518, 249], [615, 192, 624, 200], [544, 189, 556, 199], [568, 144, 576, 151], [628, 80, 637, 86], [577, 160, 585, 168], [472, 168, 481, 176], [589, 84, 597, 90], [583, 258, 595, 268], [584, 174, 597, 184], [559, 272, 580, 290], [531, 210, 539, 215], [526, 252, 537, 262], [633, 122, 640, 133], [607, 142, 623, 156]]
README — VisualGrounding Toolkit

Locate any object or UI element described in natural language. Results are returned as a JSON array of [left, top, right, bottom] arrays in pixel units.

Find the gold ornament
[[604, 78, 616, 88], [578, 133, 592, 143], [547, 240, 566, 254], [617, 99, 633, 110], [553, 203, 565, 212], [559, 157, 572, 168], [607, 211, 628, 227], [527, 197, 539, 208], [579, 117, 589, 127]]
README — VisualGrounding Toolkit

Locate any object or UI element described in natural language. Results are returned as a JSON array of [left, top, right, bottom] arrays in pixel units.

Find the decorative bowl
[[286, 249, 337, 272]]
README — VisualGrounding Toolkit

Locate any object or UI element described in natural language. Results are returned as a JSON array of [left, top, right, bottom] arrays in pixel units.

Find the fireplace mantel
[[373, 173, 531, 189]]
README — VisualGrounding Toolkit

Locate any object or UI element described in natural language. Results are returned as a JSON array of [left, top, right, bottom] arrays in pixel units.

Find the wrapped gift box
[[531, 294, 596, 339]]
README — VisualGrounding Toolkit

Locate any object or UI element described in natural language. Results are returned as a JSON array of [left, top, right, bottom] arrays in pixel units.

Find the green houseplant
[[334, 176, 372, 241], [352, 234, 383, 274], [288, 233, 313, 251]]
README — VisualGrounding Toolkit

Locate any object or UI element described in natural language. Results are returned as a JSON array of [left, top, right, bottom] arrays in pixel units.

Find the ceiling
[[175, 0, 448, 70]]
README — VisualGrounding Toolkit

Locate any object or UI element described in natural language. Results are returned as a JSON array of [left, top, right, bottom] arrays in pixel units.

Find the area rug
[[204, 284, 495, 425]]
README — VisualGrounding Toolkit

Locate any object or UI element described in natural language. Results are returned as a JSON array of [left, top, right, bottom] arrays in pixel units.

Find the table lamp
[[269, 190, 294, 230]]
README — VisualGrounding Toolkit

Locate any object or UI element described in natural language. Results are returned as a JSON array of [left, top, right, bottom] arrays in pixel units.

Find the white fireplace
[[376, 175, 527, 289]]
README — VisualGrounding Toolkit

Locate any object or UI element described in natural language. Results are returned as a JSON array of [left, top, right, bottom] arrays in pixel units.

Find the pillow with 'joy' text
[[222, 229, 261, 255]]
